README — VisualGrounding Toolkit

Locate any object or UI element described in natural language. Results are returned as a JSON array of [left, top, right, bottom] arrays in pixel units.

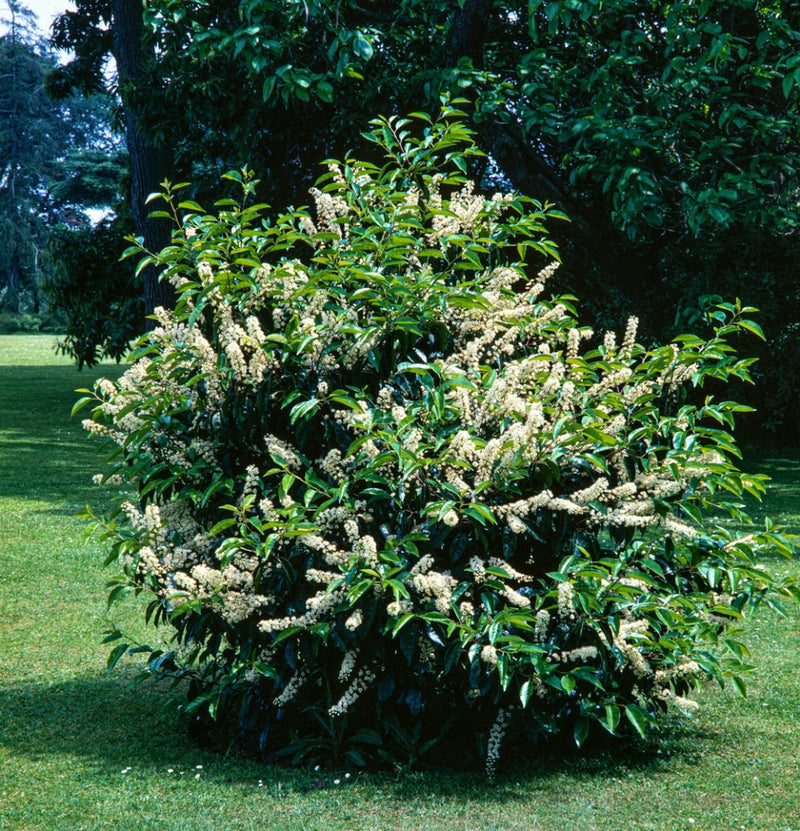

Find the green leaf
[[101, 629, 124, 644], [351, 728, 383, 746], [782, 70, 795, 99], [177, 200, 204, 213], [391, 612, 415, 635], [107, 642, 130, 672], [262, 75, 277, 101], [573, 717, 590, 747], [71, 396, 95, 417], [463, 504, 496, 526], [737, 319, 765, 340], [316, 80, 334, 103], [209, 517, 238, 536], [601, 703, 621, 733], [624, 704, 650, 738], [730, 675, 747, 697], [353, 32, 374, 61]]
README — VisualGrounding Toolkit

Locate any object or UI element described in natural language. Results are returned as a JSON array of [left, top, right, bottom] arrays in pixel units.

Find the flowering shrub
[[80, 110, 797, 771]]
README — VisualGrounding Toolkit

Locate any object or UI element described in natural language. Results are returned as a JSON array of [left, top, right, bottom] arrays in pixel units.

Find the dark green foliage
[[49, 148, 127, 210], [50, 1, 800, 438], [46, 219, 140, 368], [518, 0, 800, 238], [0, 312, 63, 333], [665, 228, 800, 440]]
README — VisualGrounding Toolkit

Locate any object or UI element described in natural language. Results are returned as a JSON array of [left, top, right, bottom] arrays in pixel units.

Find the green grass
[[1, 333, 799, 831]]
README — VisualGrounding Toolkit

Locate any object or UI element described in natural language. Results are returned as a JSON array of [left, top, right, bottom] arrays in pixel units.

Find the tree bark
[[6, 250, 21, 315], [476, 118, 667, 327], [444, 0, 492, 65], [111, 0, 173, 327]]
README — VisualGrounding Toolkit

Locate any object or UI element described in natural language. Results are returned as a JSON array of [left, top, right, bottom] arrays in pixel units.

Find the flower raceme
[[79, 110, 797, 772]]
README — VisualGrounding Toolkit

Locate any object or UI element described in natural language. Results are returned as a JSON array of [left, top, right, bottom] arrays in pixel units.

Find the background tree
[[49, 0, 800, 436], [46, 217, 140, 367], [49, 0, 172, 324], [0, 1, 57, 314], [0, 1, 124, 327]]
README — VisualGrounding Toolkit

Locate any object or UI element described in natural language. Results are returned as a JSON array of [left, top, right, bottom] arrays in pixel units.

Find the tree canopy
[[48, 0, 800, 434], [103, 1, 800, 231]]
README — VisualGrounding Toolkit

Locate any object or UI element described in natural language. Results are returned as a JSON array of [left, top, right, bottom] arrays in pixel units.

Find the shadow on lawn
[[0, 672, 264, 785], [0, 434, 111, 509], [0, 673, 182, 764], [0, 671, 702, 797], [0, 363, 124, 508]]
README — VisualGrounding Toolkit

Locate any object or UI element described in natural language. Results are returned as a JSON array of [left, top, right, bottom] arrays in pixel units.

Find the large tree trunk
[[444, 0, 492, 64], [112, 0, 173, 327]]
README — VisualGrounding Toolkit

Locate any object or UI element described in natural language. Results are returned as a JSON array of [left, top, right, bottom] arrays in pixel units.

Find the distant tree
[[50, 146, 127, 209], [0, 1, 124, 317], [46, 217, 140, 368], [0, 2, 57, 313]]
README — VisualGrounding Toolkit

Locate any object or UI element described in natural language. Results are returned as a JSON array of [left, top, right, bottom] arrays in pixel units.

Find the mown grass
[[1, 333, 799, 831]]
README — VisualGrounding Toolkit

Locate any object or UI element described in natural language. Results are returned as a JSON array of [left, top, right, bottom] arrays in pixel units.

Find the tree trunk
[[32, 244, 40, 314], [111, 0, 173, 327], [6, 250, 21, 315], [476, 117, 667, 328], [444, 0, 492, 65]]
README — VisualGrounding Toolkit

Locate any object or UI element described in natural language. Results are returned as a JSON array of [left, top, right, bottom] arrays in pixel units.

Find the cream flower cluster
[[329, 665, 376, 716], [485, 708, 509, 778], [411, 569, 458, 614]]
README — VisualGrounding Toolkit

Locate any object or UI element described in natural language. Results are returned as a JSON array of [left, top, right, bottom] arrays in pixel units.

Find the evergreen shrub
[[80, 110, 797, 771]]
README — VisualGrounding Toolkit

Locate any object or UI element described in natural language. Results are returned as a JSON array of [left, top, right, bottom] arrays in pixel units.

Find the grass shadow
[[0, 364, 125, 507], [0, 670, 706, 803], [0, 673, 187, 768]]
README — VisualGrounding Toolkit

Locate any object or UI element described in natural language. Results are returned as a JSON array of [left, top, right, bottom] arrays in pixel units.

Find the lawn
[[1, 333, 799, 831]]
